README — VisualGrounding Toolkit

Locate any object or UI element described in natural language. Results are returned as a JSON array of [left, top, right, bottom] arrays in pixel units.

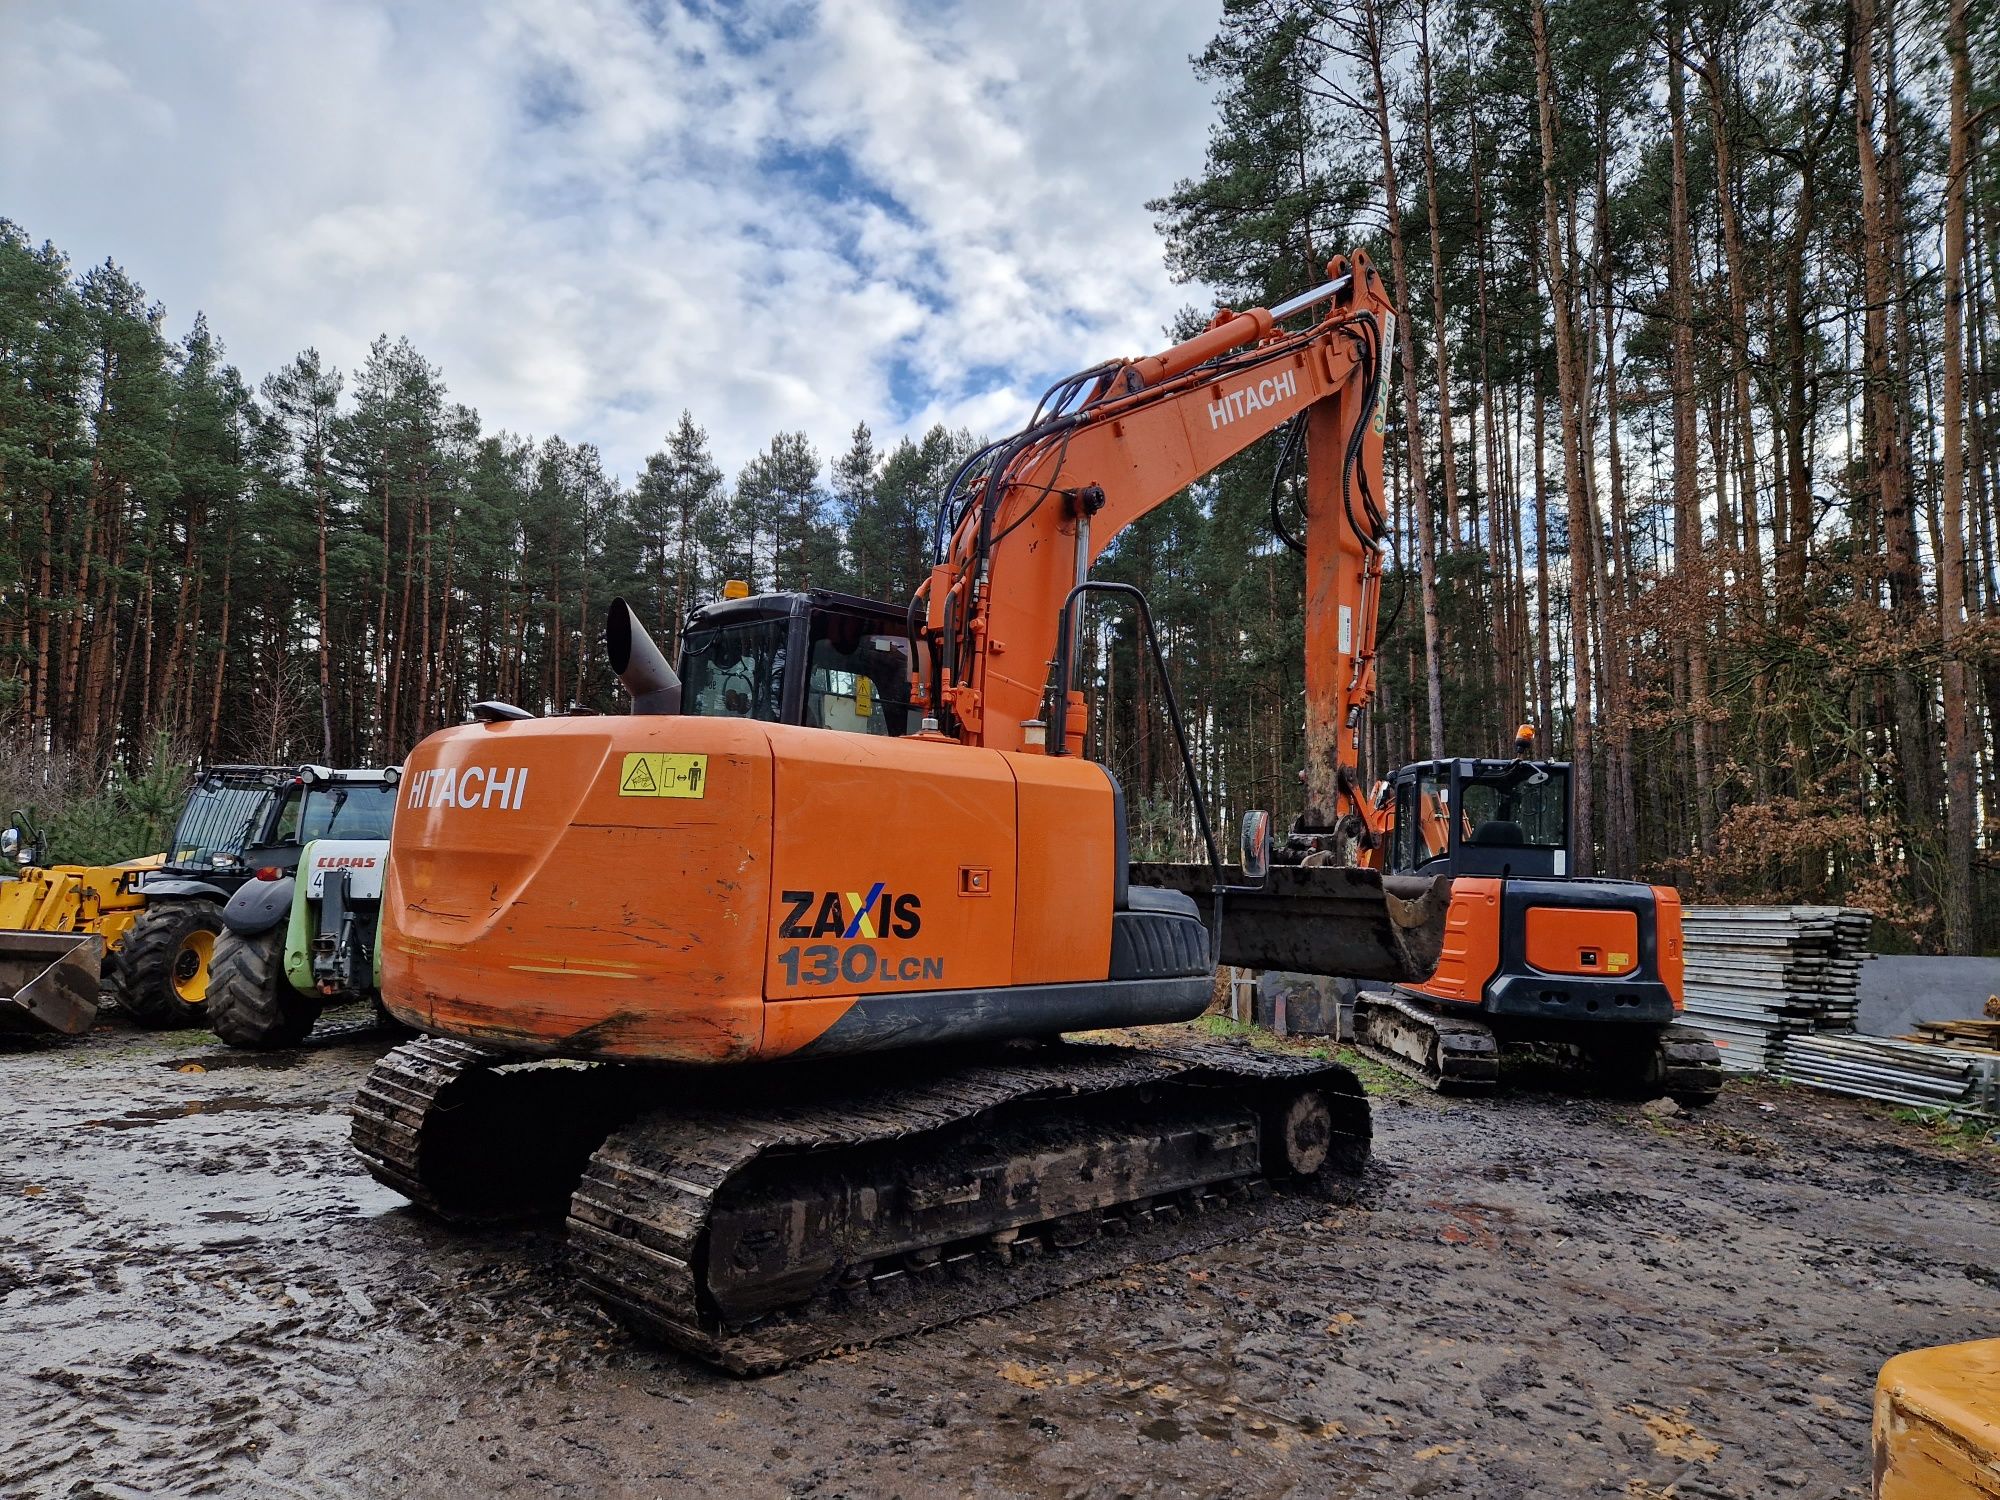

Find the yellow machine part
[[0, 855, 158, 952], [1874, 1339, 2000, 1498]]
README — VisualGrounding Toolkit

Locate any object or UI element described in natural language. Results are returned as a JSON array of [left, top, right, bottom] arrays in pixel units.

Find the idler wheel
[[1262, 1088, 1333, 1178]]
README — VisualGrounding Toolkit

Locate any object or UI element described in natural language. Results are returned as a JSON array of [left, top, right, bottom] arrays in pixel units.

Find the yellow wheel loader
[[0, 821, 162, 1037]]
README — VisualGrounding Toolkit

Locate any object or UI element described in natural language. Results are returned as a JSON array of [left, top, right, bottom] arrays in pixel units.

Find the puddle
[[158, 1052, 308, 1073], [155, 1023, 393, 1074], [82, 1095, 325, 1129]]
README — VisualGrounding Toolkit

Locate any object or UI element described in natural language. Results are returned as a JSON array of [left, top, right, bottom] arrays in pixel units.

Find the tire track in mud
[[2, 1025, 1996, 1499], [0, 1031, 428, 1498]]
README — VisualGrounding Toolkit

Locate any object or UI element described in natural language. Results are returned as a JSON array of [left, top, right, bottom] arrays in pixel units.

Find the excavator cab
[[1385, 758, 1573, 880], [678, 589, 928, 738]]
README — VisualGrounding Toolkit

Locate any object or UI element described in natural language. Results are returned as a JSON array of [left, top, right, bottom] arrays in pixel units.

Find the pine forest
[[1, 0, 1994, 951]]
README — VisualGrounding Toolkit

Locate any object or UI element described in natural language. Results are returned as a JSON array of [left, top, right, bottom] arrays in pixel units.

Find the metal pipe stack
[[1778, 1033, 2000, 1119], [1680, 905, 1873, 1073]]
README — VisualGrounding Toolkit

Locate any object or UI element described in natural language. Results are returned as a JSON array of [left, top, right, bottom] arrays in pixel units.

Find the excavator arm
[[925, 253, 1398, 843]]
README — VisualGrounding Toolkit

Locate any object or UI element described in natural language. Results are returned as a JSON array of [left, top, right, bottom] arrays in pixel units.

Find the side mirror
[[1, 827, 19, 859], [1240, 809, 1272, 882]]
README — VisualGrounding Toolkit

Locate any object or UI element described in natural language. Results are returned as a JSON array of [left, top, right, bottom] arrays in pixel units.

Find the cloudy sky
[[2, 0, 1224, 480]]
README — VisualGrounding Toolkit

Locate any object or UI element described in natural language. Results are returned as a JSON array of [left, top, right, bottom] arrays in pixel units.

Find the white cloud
[[0, 0, 1222, 481]]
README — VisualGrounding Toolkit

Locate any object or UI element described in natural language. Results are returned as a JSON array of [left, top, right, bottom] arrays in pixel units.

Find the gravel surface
[[2, 1016, 1994, 1499]]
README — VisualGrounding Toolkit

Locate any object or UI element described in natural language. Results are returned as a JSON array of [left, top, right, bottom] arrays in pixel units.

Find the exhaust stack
[[605, 598, 682, 715]]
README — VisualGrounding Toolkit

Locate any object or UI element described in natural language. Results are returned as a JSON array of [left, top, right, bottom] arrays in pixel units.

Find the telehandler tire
[[114, 901, 224, 1029], [207, 929, 320, 1050]]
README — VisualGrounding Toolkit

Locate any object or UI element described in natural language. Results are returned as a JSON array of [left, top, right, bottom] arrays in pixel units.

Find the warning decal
[[617, 752, 708, 799]]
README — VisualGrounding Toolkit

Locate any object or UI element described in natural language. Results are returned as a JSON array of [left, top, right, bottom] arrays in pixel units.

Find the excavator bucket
[[0, 931, 103, 1037], [1130, 863, 1451, 984]]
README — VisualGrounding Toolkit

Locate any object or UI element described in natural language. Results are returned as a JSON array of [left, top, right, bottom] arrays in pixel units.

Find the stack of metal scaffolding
[[1778, 1032, 2000, 1119], [1680, 905, 1873, 1072]]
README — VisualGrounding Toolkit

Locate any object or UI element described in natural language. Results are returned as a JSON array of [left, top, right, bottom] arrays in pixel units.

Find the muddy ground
[[2, 1015, 1994, 1500]]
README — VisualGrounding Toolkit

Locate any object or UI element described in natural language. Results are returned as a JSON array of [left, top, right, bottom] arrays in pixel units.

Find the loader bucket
[[0, 931, 103, 1037], [1130, 863, 1451, 984]]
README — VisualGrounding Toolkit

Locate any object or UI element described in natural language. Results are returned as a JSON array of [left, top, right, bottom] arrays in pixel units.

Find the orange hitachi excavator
[[352, 253, 1431, 1372]]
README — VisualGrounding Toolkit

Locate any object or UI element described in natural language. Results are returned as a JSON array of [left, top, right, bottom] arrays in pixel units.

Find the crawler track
[[1352, 989, 1500, 1093], [353, 1038, 1369, 1374], [351, 1037, 651, 1221], [1647, 1025, 1725, 1107], [570, 1042, 1367, 1373], [1352, 990, 1724, 1108]]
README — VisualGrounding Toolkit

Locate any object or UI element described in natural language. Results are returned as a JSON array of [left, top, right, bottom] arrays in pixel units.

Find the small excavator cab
[[1385, 758, 1572, 880], [677, 589, 928, 738]]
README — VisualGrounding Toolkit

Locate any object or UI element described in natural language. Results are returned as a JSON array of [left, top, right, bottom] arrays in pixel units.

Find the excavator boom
[[926, 253, 1396, 797]]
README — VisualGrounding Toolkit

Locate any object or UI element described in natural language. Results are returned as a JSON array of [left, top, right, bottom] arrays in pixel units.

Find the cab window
[[299, 783, 397, 841], [805, 616, 917, 737], [681, 617, 789, 723], [1460, 766, 1568, 848], [171, 782, 272, 864], [1392, 769, 1451, 871]]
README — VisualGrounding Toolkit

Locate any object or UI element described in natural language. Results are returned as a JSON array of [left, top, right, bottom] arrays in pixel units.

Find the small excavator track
[[1647, 1025, 1725, 1108], [569, 1041, 1367, 1373], [1351, 988, 1500, 1093], [1350, 990, 1724, 1108], [353, 1037, 1369, 1374]]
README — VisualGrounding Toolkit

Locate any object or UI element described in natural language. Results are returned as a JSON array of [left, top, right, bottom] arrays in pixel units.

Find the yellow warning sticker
[[618, 752, 708, 798], [855, 677, 873, 717], [1609, 951, 1630, 970]]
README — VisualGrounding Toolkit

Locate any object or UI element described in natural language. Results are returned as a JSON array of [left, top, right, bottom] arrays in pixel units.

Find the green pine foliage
[[0, 0, 1994, 958]]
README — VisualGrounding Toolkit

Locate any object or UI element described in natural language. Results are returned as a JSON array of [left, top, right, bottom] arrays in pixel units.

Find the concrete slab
[[1856, 955, 2000, 1038]]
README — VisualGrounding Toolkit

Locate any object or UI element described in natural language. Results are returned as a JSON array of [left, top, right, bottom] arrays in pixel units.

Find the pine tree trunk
[[1531, 371, 1553, 740], [1936, 0, 1977, 950], [315, 446, 334, 763], [1532, 0, 1596, 871], [207, 533, 234, 760], [1855, 0, 1936, 902], [1700, 43, 1766, 605], [373, 473, 391, 759], [1667, 13, 1717, 858], [1416, 0, 1460, 553]]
